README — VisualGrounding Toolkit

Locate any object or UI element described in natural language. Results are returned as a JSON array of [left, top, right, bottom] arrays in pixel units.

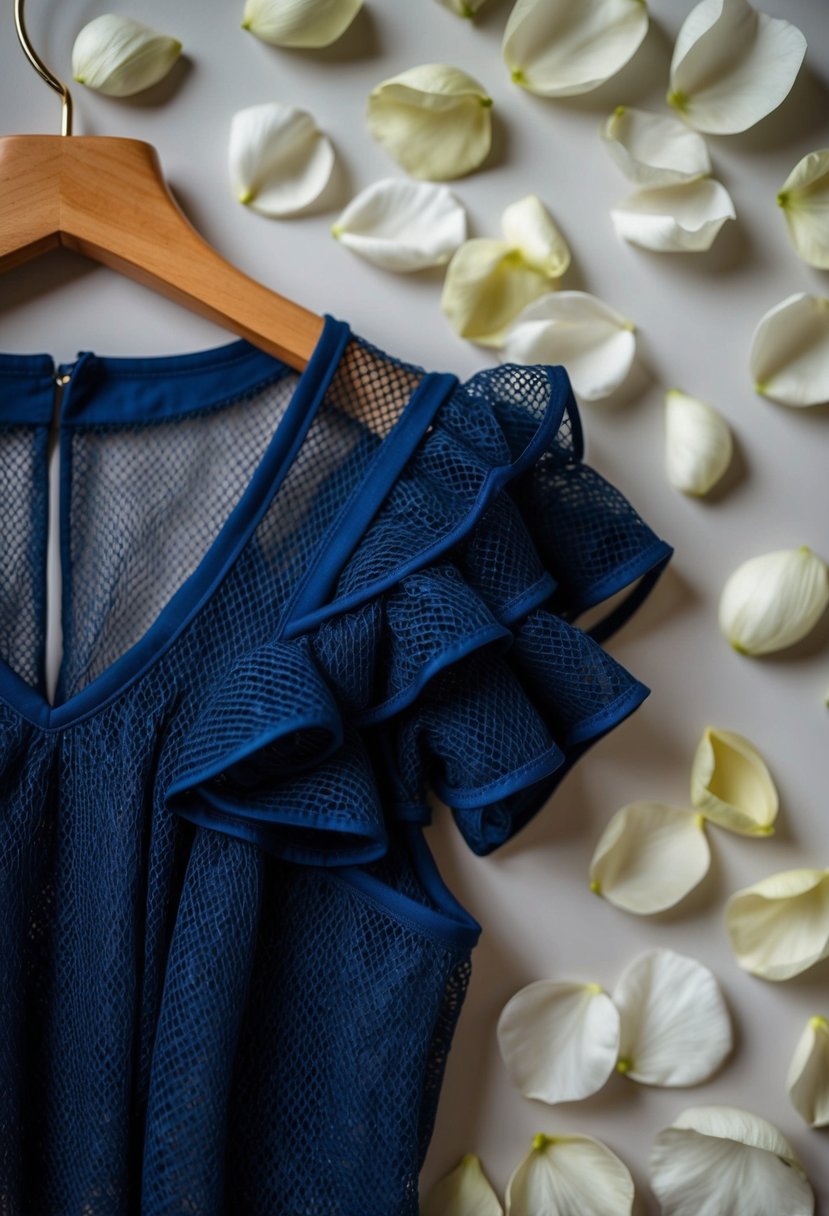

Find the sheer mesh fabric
[[0, 320, 670, 1214], [0, 426, 48, 690]]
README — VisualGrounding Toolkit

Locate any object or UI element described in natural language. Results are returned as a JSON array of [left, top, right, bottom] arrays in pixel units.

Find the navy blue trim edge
[[330, 824, 481, 951], [0, 314, 352, 730], [283, 371, 459, 628], [283, 363, 575, 640]]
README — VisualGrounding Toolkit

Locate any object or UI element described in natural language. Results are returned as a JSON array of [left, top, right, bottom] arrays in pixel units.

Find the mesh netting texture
[[0, 322, 670, 1214]]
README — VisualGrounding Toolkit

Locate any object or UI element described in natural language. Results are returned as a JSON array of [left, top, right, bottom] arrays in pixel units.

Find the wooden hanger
[[0, 0, 326, 371]]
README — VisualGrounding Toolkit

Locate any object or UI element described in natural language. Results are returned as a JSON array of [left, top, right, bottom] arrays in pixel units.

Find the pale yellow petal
[[690, 727, 778, 835], [441, 240, 550, 345], [725, 869, 829, 981], [778, 150, 829, 270], [366, 64, 493, 180]]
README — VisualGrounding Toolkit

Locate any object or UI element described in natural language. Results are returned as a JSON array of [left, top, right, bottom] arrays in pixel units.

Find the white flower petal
[[434, 0, 490, 15], [366, 64, 493, 181], [331, 179, 466, 271], [502, 0, 648, 98], [665, 389, 733, 496], [613, 949, 732, 1086], [422, 1154, 503, 1216], [601, 106, 712, 187], [650, 1105, 814, 1216], [690, 727, 778, 835], [787, 1016, 829, 1129], [589, 803, 711, 915], [441, 240, 551, 345], [718, 547, 829, 656], [228, 103, 334, 217], [725, 869, 829, 981], [241, 0, 362, 47], [749, 293, 829, 407], [500, 195, 571, 279], [499, 291, 636, 401], [71, 14, 181, 97], [778, 151, 829, 270], [497, 981, 620, 1104], [667, 0, 807, 135], [611, 179, 735, 253], [506, 1133, 634, 1216]]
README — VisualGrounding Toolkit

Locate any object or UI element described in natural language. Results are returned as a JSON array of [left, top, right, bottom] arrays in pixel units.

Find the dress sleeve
[[165, 360, 671, 862]]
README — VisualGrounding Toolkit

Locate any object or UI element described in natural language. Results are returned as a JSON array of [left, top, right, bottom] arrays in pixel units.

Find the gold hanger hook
[[14, 0, 74, 136]]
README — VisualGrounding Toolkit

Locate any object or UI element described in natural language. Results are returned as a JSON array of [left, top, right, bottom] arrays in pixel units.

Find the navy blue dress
[[0, 313, 671, 1214]]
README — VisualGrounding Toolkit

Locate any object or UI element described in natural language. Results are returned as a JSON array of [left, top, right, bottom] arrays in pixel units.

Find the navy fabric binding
[[0, 313, 671, 1214]]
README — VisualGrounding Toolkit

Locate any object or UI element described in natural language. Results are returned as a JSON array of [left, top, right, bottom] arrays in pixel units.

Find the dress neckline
[[0, 312, 352, 731]]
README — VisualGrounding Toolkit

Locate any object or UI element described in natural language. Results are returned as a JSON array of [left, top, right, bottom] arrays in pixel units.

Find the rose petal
[[366, 64, 493, 181], [506, 1133, 635, 1216], [718, 547, 829, 656], [610, 178, 735, 253], [441, 239, 551, 345], [497, 981, 620, 1104], [787, 1016, 829, 1129], [690, 727, 778, 835], [590, 803, 711, 915], [650, 1105, 814, 1216], [665, 389, 733, 497], [667, 0, 807, 135], [777, 150, 829, 270], [228, 102, 334, 217], [601, 106, 712, 187], [500, 195, 571, 279], [502, 0, 648, 98], [241, 0, 362, 47], [613, 949, 732, 1087], [331, 178, 466, 271], [71, 14, 181, 97], [422, 1154, 504, 1216], [749, 293, 829, 407], [499, 291, 636, 401], [725, 869, 829, 981]]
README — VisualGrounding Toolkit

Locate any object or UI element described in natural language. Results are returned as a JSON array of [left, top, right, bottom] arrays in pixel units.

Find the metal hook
[[14, 0, 73, 136]]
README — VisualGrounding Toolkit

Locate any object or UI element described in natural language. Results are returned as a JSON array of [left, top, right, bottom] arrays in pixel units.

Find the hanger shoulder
[[0, 135, 324, 369]]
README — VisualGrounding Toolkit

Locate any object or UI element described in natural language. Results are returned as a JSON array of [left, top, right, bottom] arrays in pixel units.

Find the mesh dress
[[0, 312, 672, 1215]]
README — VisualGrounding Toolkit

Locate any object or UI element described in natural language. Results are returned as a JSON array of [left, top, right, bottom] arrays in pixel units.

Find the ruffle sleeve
[[165, 360, 671, 861]]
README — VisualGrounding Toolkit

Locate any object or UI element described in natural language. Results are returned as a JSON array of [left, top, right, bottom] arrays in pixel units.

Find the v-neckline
[[0, 313, 351, 731]]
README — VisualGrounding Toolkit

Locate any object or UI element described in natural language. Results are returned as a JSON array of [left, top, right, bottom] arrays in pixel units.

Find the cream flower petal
[[366, 64, 493, 181], [718, 547, 829, 656], [610, 179, 735, 253], [589, 803, 711, 915], [499, 292, 636, 401], [500, 196, 571, 279], [506, 1133, 634, 1216], [331, 179, 466, 271], [502, 0, 648, 98], [601, 107, 712, 187], [422, 1154, 504, 1216], [441, 240, 550, 345], [725, 869, 829, 981], [435, 0, 490, 15], [787, 1016, 829, 1129], [665, 389, 733, 496], [497, 981, 620, 1104], [650, 1105, 814, 1216], [749, 294, 829, 407], [778, 151, 829, 270], [667, 0, 807, 135], [690, 727, 778, 835], [241, 0, 361, 47], [71, 14, 182, 97], [228, 103, 334, 217], [613, 950, 732, 1086]]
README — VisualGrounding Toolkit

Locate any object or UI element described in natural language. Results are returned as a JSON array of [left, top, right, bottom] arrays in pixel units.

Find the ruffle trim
[[165, 361, 671, 860]]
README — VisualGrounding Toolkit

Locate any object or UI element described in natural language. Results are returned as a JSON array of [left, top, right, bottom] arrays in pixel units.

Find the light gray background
[[1, 0, 828, 1210]]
